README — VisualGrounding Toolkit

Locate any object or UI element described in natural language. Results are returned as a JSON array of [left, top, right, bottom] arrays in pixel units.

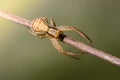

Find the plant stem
[[0, 11, 120, 67]]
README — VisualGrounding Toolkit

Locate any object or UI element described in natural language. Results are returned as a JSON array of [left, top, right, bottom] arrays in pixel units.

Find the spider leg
[[57, 26, 92, 44], [49, 36, 80, 60], [50, 18, 56, 27], [29, 31, 46, 39]]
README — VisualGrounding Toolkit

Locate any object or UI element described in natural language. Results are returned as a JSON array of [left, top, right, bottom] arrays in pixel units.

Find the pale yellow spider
[[30, 17, 92, 59]]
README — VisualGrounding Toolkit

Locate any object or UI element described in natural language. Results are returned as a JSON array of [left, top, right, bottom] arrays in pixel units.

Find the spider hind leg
[[50, 18, 56, 27]]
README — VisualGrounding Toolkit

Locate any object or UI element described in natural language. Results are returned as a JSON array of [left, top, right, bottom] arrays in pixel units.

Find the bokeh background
[[0, 0, 120, 80]]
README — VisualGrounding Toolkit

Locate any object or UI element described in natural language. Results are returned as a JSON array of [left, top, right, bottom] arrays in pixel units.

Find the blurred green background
[[0, 0, 120, 80]]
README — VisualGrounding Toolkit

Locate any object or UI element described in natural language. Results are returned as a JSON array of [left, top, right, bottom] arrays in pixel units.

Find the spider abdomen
[[31, 18, 49, 34]]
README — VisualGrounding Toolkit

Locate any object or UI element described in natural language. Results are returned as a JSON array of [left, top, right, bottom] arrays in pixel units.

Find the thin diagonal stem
[[63, 37, 120, 66], [0, 11, 120, 67], [0, 11, 31, 28]]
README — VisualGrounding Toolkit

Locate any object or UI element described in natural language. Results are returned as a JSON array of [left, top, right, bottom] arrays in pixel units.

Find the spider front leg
[[49, 36, 80, 60], [57, 26, 92, 44]]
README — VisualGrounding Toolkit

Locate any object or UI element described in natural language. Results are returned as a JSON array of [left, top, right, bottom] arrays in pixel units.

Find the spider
[[30, 17, 92, 59]]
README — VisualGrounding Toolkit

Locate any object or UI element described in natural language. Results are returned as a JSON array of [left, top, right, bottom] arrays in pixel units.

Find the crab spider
[[30, 17, 92, 59]]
